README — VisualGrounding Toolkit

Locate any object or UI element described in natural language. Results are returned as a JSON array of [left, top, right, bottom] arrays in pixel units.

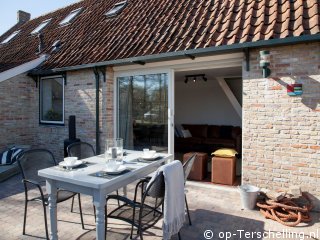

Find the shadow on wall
[[269, 76, 320, 110]]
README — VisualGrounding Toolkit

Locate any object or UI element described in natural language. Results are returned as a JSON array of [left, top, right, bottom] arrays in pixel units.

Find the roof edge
[[0, 55, 48, 82], [31, 34, 320, 75]]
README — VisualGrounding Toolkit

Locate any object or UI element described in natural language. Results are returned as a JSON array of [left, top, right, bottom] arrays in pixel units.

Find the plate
[[141, 154, 159, 160], [104, 165, 127, 175], [59, 160, 83, 168]]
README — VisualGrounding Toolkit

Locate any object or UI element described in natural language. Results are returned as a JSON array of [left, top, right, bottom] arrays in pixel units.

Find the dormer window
[[105, 1, 127, 17], [1, 30, 20, 44], [60, 8, 82, 26], [31, 19, 51, 35]]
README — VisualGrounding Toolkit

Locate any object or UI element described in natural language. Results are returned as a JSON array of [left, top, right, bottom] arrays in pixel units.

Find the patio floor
[[1, 174, 319, 240]]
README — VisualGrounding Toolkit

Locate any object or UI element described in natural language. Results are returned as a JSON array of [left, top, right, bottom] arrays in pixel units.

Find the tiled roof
[[0, 0, 319, 72]]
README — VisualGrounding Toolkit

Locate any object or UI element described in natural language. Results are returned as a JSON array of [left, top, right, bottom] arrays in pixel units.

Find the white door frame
[[113, 53, 244, 156], [113, 68, 175, 155]]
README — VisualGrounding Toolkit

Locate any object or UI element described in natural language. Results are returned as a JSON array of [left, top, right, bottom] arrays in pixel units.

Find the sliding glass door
[[117, 73, 169, 152]]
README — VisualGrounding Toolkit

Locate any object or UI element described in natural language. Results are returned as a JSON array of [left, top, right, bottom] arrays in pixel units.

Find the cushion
[[231, 126, 241, 139], [182, 124, 208, 138], [208, 125, 220, 138], [219, 126, 233, 139], [0, 147, 23, 165], [181, 129, 192, 138], [175, 137, 202, 144], [204, 138, 235, 146], [175, 124, 184, 138], [174, 127, 180, 137], [212, 148, 238, 157]]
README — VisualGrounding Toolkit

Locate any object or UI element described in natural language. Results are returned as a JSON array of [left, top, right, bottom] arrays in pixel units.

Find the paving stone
[[0, 175, 319, 240]]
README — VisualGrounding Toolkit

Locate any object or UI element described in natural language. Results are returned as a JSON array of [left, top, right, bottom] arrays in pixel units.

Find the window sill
[[39, 122, 65, 127]]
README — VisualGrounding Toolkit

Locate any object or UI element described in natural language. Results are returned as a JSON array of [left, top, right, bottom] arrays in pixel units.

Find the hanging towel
[[148, 160, 185, 240]]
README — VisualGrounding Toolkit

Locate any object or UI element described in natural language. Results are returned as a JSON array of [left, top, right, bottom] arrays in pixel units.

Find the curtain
[[119, 77, 134, 149]]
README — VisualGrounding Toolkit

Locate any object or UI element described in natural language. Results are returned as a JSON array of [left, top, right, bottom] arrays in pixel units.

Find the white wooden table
[[38, 150, 172, 240]]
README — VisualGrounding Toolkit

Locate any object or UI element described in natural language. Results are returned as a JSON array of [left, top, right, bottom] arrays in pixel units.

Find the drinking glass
[[105, 138, 123, 163]]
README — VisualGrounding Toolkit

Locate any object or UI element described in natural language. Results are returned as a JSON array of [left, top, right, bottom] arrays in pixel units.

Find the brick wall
[[0, 74, 36, 150], [0, 67, 113, 161], [242, 42, 320, 204], [32, 68, 112, 161]]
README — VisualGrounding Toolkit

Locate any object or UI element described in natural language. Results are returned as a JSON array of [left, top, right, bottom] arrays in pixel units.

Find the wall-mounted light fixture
[[185, 74, 207, 83], [259, 50, 271, 78]]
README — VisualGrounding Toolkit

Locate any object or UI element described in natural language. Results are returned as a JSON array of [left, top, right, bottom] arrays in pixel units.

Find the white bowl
[[64, 157, 78, 166]]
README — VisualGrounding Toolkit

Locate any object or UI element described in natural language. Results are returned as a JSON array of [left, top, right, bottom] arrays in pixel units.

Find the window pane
[[118, 73, 168, 151], [1, 30, 20, 44], [41, 77, 64, 122], [60, 8, 82, 25], [31, 19, 51, 35]]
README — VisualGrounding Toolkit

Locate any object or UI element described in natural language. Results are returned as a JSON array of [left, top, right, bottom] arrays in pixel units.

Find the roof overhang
[[0, 54, 48, 82], [30, 34, 320, 75]]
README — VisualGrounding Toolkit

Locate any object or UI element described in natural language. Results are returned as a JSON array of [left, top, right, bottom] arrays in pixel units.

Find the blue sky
[[0, 1, 80, 35]]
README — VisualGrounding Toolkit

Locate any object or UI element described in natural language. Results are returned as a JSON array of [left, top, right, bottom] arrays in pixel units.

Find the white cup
[[64, 157, 78, 166], [143, 150, 156, 158], [106, 159, 121, 171]]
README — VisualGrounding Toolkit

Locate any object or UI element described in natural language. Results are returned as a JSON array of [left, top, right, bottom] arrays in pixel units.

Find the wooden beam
[[216, 77, 242, 118]]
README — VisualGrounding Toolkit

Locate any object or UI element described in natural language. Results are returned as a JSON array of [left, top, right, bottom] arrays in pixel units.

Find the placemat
[[90, 167, 135, 180]]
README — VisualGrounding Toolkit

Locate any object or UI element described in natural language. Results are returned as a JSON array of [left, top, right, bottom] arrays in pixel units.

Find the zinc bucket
[[239, 185, 260, 210]]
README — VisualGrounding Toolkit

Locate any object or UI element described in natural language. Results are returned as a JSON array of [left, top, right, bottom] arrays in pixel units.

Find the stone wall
[[242, 42, 320, 204], [0, 67, 112, 161], [0, 74, 36, 150], [32, 68, 112, 161]]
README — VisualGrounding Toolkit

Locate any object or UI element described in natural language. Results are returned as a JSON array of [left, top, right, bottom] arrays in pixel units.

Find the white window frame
[[1, 30, 20, 44], [40, 75, 65, 125], [60, 8, 82, 26], [31, 19, 51, 35], [105, 1, 127, 17], [114, 68, 175, 155]]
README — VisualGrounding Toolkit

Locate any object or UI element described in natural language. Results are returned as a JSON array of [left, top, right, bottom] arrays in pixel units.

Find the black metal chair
[[67, 141, 120, 217], [67, 141, 96, 160], [67, 141, 96, 213], [182, 153, 197, 226], [106, 171, 182, 240], [17, 149, 84, 240]]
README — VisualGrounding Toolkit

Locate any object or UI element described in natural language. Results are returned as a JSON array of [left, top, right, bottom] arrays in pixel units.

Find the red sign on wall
[[287, 84, 303, 96]]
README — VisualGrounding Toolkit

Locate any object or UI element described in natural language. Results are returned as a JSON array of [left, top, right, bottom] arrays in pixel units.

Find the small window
[[60, 8, 82, 26], [40, 76, 64, 124], [1, 30, 20, 44], [31, 19, 51, 35], [105, 1, 127, 17]]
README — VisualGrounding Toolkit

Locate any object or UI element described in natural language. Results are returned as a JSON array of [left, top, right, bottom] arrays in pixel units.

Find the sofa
[[175, 124, 242, 154]]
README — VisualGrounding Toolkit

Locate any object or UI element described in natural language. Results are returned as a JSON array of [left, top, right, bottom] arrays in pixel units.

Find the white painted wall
[[175, 77, 242, 126]]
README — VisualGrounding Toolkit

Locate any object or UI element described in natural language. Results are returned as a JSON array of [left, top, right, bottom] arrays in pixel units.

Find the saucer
[[141, 154, 159, 160], [59, 160, 83, 168], [104, 165, 127, 175]]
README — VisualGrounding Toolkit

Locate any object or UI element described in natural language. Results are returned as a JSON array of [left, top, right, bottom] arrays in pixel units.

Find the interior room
[[174, 67, 243, 186]]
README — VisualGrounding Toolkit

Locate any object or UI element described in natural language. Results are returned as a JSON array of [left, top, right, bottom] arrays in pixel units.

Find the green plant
[[45, 109, 62, 121]]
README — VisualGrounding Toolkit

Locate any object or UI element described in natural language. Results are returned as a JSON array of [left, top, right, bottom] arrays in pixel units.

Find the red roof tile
[[0, 0, 319, 72]]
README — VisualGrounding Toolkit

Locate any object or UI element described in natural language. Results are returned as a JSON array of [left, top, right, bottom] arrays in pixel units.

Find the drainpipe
[[93, 67, 101, 154]]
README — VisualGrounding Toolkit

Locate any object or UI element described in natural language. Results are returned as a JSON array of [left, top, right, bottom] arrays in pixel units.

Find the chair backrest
[[146, 171, 165, 199], [17, 149, 56, 183], [182, 153, 197, 183], [67, 142, 95, 160]]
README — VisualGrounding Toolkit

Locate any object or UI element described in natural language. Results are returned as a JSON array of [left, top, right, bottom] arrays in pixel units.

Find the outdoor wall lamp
[[259, 50, 271, 78], [185, 74, 207, 83]]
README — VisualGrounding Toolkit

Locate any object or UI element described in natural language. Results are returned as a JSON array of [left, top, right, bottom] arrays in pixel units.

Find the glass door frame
[[114, 68, 175, 155]]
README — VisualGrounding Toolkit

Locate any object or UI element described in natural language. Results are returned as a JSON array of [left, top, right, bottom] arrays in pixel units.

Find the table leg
[[93, 190, 106, 240], [46, 180, 58, 240], [123, 186, 127, 197]]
